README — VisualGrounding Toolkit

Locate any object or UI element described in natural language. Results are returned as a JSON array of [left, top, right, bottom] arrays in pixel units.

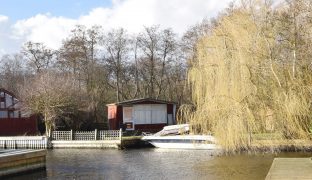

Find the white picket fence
[[51, 131, 71, 140], [52, 129, 122, 141], [0, 136, 48, 149], [0, 130, 122, 149], [99, 130, 121, 140]]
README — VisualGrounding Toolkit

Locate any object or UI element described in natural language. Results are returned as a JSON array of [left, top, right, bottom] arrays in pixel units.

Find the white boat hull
[[149, 142, 218, 150], [142, 135, 219, 150]]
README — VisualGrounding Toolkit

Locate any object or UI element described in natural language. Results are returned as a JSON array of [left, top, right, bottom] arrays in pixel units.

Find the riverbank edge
[[0, 150, 46, 177], [227, 140, 312, 154], [250, 140, 312, 152]]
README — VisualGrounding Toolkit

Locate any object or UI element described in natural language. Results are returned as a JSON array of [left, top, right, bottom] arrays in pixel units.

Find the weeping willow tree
[[184, 11, 258, 151], [181, 6, 312, 152]]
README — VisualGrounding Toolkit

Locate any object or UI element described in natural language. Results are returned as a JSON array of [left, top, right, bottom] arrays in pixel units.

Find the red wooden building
[[0, 88, 38, 136], [107, 98, 177, 132]]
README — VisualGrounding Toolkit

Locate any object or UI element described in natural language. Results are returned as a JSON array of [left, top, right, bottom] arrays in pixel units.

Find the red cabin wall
[[107, 105, 118, 130], [107, 105, 124, 130], [0, 116, 38, 136], [116, 105, 123, 129]]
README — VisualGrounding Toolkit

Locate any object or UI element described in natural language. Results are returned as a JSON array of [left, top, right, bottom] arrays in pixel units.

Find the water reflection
[[7, 149, 312, 180], [8, 170, 47, 180]]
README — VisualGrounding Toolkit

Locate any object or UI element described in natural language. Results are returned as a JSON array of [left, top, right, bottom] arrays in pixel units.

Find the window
[[151, 105, 167, 124], [0, 102, 5, 108], [0, 111, 8, 118], [14, 111, 20, 118], [133, 104, 167, 124], [5, 94, 12, 107], [123, 107, 133, 122]]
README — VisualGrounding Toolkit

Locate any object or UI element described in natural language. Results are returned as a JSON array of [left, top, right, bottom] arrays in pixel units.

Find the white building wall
[[133, 104, 167, 125]]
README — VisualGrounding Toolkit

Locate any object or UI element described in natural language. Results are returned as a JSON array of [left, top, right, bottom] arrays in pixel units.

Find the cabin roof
[[0, 88, 17, 98], [106, 98, 177, 106]]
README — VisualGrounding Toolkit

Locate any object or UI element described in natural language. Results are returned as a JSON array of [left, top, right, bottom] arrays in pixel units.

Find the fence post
[[94, 129, 98, 140], [70, 129, 73, 140], [119, 128, 122, 141]]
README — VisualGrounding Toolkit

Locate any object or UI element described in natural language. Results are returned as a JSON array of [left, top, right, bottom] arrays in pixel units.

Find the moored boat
[[142, 124, 219, 150]]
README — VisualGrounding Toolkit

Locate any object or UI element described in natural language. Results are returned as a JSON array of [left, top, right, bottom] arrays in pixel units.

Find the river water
[[10, 149, 312, 180]]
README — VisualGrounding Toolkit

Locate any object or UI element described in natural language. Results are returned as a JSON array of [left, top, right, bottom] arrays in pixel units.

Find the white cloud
[[0, 49, 5, 57], [9, 0, 232, 51], [0, 15, 8, 23], [13, 14, 76, 49], [0, 15, 19, 57]]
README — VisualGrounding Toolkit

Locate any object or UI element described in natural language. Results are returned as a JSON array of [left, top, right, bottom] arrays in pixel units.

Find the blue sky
[[0, 0, 112, 21], [0, 0, 232, 56]]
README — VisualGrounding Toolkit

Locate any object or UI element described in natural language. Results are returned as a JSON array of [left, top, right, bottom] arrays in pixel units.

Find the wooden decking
[[266, 158, 312, 180], [0, 149, 46, 177]]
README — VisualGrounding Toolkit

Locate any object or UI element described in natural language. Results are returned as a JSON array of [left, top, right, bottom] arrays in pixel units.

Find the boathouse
[[0, 88, 37, 136], [106, 98, 177, 132]]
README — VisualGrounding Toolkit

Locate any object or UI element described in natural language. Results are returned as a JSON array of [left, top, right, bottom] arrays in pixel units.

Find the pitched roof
[[106, 98, 177, 106], [0, 88, 17, 98]]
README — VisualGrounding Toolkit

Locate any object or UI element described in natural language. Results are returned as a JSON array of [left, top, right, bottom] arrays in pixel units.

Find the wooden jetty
[[0, 149, 46, 177], [266, 158, 312, 180]]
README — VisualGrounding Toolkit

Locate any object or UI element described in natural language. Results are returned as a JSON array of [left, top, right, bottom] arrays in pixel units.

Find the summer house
[[106, 98, 177, 132]]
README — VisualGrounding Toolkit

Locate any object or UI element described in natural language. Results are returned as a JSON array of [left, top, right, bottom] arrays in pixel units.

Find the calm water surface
[[9, 149, 312, 180]]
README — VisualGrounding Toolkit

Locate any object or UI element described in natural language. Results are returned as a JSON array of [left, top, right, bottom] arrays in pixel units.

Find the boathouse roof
[[106, 98, 177, 106]]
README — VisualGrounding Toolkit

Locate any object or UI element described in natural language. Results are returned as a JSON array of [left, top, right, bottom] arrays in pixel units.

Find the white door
[[123, 107, 134, 130]]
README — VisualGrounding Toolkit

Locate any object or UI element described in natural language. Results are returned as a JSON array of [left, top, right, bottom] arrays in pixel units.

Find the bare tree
[[22, 42, 54, 73], [0, 54, 25, 93], [20, 72, 81, 136], [137, 26, 161, 98], [103, 28, 130, 102], [156, 28, 177, 99], [58, 25, 106, 123]]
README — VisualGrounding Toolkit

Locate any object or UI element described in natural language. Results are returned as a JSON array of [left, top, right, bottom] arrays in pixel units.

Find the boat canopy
[[154, 124, 189, 136]]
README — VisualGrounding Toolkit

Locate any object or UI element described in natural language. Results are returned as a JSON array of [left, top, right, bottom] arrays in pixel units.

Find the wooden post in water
[[94, 129, 97, 140], [119, 128, 122, 141], [119, 128, 123, 148], [70, 130, 73, 140]]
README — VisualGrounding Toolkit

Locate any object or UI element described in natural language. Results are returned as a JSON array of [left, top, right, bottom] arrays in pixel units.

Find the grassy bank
[[250, 139, 312, 152]]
